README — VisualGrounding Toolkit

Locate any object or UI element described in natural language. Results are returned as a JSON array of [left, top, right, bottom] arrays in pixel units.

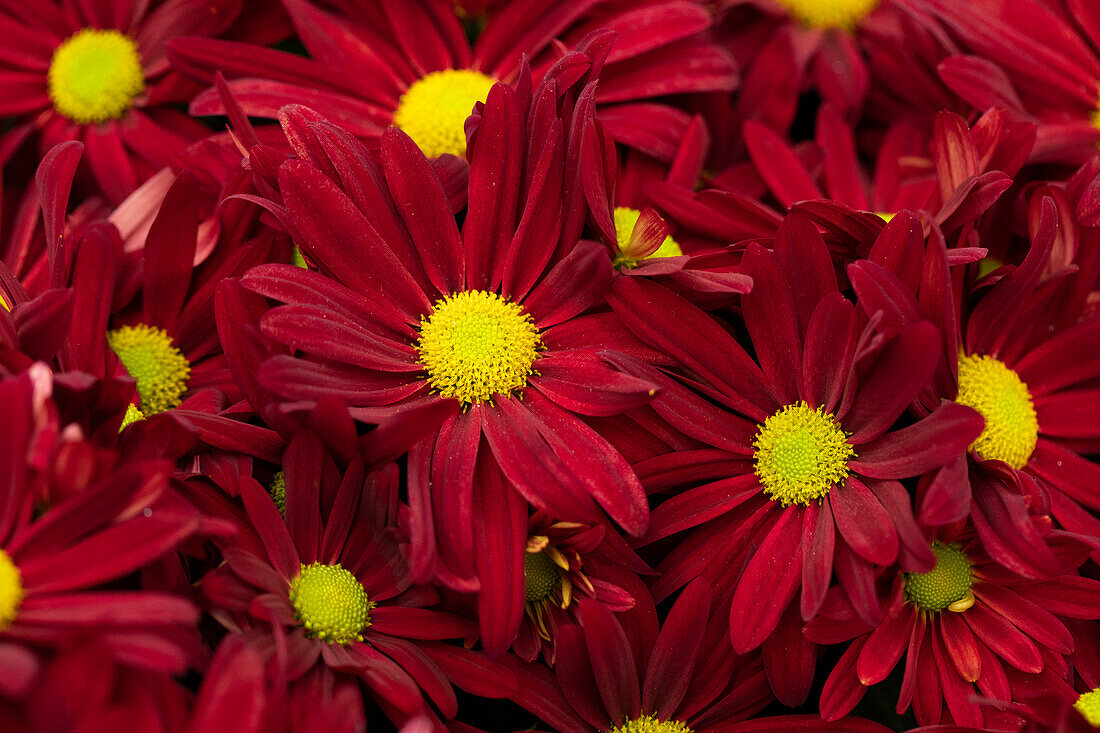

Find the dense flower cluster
[[2, 1, 1100, 731]]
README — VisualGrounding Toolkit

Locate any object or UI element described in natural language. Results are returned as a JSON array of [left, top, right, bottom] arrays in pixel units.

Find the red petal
[[729, 507, 804, 653]]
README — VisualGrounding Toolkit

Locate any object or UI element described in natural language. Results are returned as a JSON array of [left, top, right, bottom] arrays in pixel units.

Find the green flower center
[[773, 0, 879, 29], [289, 562, 374, 645], [1076, 688, 1100, 727], [607, 715, 693, 733], [753, 401, 855, 506], [416, 290, 542, 405], [48, 28, 145, 124], [393, 68, 495, 157], [0, 549, 24, 631], [903, 542, 974, 613], [523, 551, 559, 602], [955, 354, 1038, 469], [107, 324, 191, 414]]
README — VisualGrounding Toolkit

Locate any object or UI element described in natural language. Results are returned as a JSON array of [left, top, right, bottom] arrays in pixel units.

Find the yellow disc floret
[[612, 206, 683, 269], [269, 470, 287, 516], [753, 401, 855, 506], [523, 551, 559, 602], [288, 562, 374, 645], [393, 68, 496, 157], [0, 549, 24, 631], [118, 402, 145, 431], [107, 324, 190, 414], [416, 290, 541, 405], [608, 715, 694, 733], [903, 542, 974, 613], [773, 0, 879, 29], [955, 354, 1038, 469], [1075, 688, 1100, 727], [48, 29, 145, 124]]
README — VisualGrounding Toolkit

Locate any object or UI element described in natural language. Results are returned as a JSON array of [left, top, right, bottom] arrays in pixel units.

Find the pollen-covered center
[[107, 324, 191, 414], [955, 354, 1038, 469], [607, 715, 694, 733], [613, 206, 683, 269], [417, 290, 541, 405], [1075, 688, 1100, 727], [0, 549, 24, 630], [753, 401, 855, 506], [393, 68, 495, 157], [904, 542, 974, 613], [773, 0, 879, 29], [289, 562, 374, 645], [48, 29, 145, 124], [523, 551, 559, 602]]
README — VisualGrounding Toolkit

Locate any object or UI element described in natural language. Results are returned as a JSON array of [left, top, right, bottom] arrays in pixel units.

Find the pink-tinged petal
[[277, 159, 430, 320], [744, 121, 822, 207], [729, 508, 804, 653], [832, 478, 898, 566], [856, 605, 910, 685], [464, 83, 522, 293], [930, 629, 982, 728], [1035, 389, 1100, 438], [259, 305, 420, 372], [850, 402, 982, 479], [367, 634, 458, 719], [35, 141, 82, 289], [842, 322, 940, 443], [578, 599, 641, 726], [801, 500, 835, 621], [932, 112, 980, 201], [643, 475, 760, 546], [938, 610, 982, 682], [819, 638, 868, 721], [642, 577, 710, 718], [1011, 575, 1100, 619], [964, 601, 1043, 673], [522, 239, 611, 330], [529, 352, 657, 417], [553, 624, 611, 729], [380, 127, 463, 295], [142, 172, 200, 331], [975, 585, 1072, 655], [741, 243, 800, 405], [802, 294, 858, 416], [0, 642, 37, 697], [473, 454, 526, 658], [17, 591, 196, 625], [763, 602, 816, 706], [1015, 317, 1100, 397]]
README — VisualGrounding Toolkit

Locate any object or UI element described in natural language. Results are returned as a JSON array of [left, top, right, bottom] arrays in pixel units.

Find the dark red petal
[[729, 507, 804, 653], [938, 610, 982, 682], [744, 121, 822, 207], [831, 477, 898, 566], [740, 242, 800, 405], [366, 634, 457, 719], [1014, 317, 1100, 397], [553, 624, 610, 729], [712, 715, 892, 732], [642, 577, 710, 718], [473, 456, 526, 658], [850, 402, 983, 479], [856, 605, 910, 685], [578, 599, 641, 726], [801, 500, 835, 621], [522, 239, 611, 330], [529, 353, 657, 417], [260, 305, 420, 372], [643, 475, 760, 545], [142, 171, 200, 331], [17, 591, 196, 625], [763, 602, 816, 707], [964, 602, 1043, 673], [1011, 575, 1100, 618], [35, 140, 82, 289], [819, 639, 867, 722], [930, 628, 982, 728], [1035, 389, 1100, 438], [975, 585, 1072, 655]]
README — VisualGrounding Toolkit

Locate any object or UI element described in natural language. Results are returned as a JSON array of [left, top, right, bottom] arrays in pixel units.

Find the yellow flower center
[[269, 470, 287, 516], [393, 68, 496, 157], [903, 542, 974, 613], [288, 562, 374, 645], [612, 206, 683, 269], [416, 290, 542, 405], [523, 551, 559, 602], [118, 402, 145, 431], [107, 324, 191, 414], [608, 715, 694, 733], [773, 0, 879, 29], [0, 549, 24, 631], [1075, 688, 1100, 727], [753, 402, 855, 506], [955, 354, 1038, 469], [47, 28, 145, 124]]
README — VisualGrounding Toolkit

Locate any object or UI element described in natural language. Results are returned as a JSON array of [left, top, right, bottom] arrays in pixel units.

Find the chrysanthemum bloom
[[916, 0, 1100, 164], [202, 450, 515, 729], [0, 0, 288, 202], [0, 371, 205, 699], [170, 0, 736, 162], [236, 72, 657, 598], [848, 191, 1100, 567], [807, 525, 1100, 727], [606, 213, 983, 705]]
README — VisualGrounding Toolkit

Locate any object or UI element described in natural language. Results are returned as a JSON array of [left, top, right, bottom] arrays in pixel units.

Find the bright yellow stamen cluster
[[417, 290, 542, 405], [288, 562, 374, 645], [1075, 688, 1100, 727], [523, 551, 559, 602], [107, 324, 191, 414], [0, 549, 24, 631], [393, 69, 495, 157], [753, 402, 855, 506], [607, 715, 694, 733], [119, 402, 145, 431], [773, 0, 879, 29], [269, 470, 287, 516], [612, 206, 683, 269], [904, 542, 974, 613], [956, 354, 1038, 469], [48, 29, 145, 124]]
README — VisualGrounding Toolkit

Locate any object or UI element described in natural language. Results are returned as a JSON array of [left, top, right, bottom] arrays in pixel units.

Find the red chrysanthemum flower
[[170, 0, 736, 163], [202, 444, 515, 729], [807, 522, 1100, 728], [606, 214, 983, 705], [0, 0, 287, 202]]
